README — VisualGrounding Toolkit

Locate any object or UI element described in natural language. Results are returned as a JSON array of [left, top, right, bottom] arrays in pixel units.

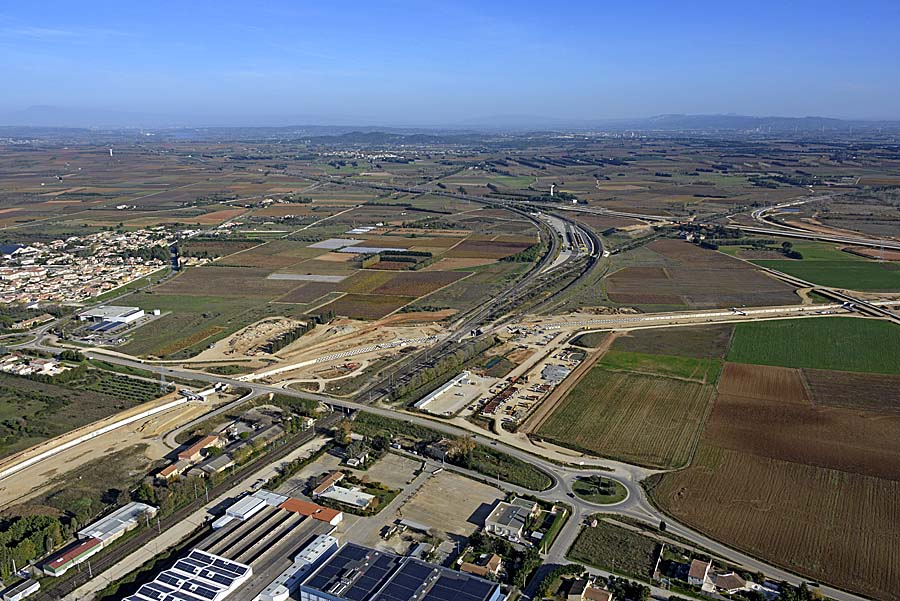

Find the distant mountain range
[[1, 106, 898, 136]]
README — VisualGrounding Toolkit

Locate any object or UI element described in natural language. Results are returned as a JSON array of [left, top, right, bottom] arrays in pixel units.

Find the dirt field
[[445, 239, 532, 259], [421, 257, 497, 271], [706, 363, 900, 481], [647, 444, 900, 601], [370, 271, 468, 296], [537, 368, 714, 469], [353, 453, 421, 490], [716, 363, 809, 401], [275, 282, 339, 304], [0, 394, 230, 507], [803, 368, 900, 413], [397, 471, 503, 536]]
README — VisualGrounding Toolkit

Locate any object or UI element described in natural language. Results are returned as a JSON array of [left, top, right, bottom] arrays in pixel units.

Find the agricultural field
[[605, 239, 799, 308], [727, 317, 900, 374], [738, 239, 900, 291], [315, 293, 414, 320], [567, 519, 659, 580], [647, 318, 900, 601], [802, 368, 900, 413], [611, 324, 734, 359], [708, 363, 900, 480], [0, 370, 165, 458], [537, 367, 714, 469], [646, 444, 900, 601]]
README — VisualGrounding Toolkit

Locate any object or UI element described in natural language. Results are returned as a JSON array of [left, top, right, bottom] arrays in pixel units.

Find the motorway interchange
[[5, 192, 898, 601]]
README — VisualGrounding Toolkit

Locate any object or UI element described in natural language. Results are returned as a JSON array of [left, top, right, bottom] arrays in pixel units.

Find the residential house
[[688, 559, 711, 587], [567, 579, 588, 601], [177, 434, 223, 462], [484, 498, 539, 542], [714, 572, 748, 594], [460, 553, 503, 579]]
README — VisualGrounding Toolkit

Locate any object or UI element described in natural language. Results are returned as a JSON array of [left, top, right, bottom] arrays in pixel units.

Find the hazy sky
[[1, 0, 899, 126]]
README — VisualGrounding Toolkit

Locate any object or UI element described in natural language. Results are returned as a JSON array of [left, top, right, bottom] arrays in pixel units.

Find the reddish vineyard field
[[316, 293, 413, 320], [606, 240, 799, 308], [446, 239, 532, 259], [648, 445, 900, 601]]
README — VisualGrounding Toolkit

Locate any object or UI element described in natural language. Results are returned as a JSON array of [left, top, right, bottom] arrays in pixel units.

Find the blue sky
[[1, 0, 898, 126]]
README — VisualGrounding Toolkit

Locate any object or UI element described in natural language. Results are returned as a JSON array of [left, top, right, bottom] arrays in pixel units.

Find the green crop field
[[537, 368, 714, 469], [599, 350, 723, 384], [729, 239, 900, 291], [727, 317, 900, 374], [753, 259, 900, 291]]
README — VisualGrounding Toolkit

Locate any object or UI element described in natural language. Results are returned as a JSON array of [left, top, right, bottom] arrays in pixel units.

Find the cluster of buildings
[[159, 408, 310, 482], [0, 353, 69, 377], [42, 502, 158, 577], [479, 345, 584, 426], [0, 228, 173, 304], [158, 433, 229, 480]]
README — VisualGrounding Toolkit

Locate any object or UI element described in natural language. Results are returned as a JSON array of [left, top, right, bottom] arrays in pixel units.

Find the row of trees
[[266, 321, 316, 354]]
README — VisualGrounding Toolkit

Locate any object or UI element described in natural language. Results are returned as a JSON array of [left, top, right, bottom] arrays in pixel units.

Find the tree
[[337, 419, 353, 445], [447, 435, 475, 461], [659, 520, 667, 532]]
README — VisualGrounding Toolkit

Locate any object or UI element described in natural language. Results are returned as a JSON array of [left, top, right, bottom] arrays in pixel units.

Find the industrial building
[[44, 502, 158, 576], [256, 535, 338, 601], [78, 502, 158, 545], [1, 579, 39, 601], [541, 363, 572, 384], [43, 537, 103, 577], [122, 549, 252, 601], [77, 305, 145, 325], [298, 543, 504, 601], [214, 490, 343, 532], [414, 371, 471, 413]]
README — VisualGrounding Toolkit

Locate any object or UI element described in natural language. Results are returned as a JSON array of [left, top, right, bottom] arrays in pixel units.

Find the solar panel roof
[[302, 545, 499, 601]]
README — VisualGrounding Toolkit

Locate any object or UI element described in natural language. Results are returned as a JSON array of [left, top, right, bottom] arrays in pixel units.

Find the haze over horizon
[[1, 0, 899, 128]]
